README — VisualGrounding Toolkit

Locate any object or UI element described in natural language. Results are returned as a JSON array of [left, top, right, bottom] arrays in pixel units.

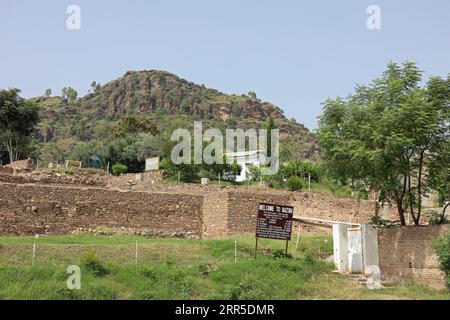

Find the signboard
[[145, 157, 160, 172], [256, 203, 294, 240], [65, 160, 82, 168]]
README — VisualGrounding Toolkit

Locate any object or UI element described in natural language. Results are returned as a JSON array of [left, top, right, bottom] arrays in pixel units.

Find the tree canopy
[[318, 62, 449, 225], [0, 89, 39, 163]]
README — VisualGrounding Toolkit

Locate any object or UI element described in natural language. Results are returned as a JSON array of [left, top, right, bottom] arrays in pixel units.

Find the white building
[[225, 150, 264, 182]]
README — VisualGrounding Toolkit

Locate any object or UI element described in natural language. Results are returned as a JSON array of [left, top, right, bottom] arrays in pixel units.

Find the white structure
[[348, 227, 364, 274], [145, 157, 160, 172], [332, 224, 349, 273], [332, 223, 379, 275], [225, 150, 264, 182]]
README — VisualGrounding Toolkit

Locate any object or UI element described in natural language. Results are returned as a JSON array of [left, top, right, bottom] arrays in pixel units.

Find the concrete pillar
[[361, 224, 379, 275], [333, 223, 349, 273]]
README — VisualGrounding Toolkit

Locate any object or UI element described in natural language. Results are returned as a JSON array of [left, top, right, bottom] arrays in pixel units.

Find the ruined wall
[[202, 192, 229, 239], [291, 192, 376, 224], [0, 170, 107, 187], [0, 183, 203, 238], [378, 225, 450, 290], [6, 159, 33, 171], [0, 174, 379, 239]]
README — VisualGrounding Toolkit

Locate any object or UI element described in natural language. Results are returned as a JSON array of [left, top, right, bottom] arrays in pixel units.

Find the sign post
[[255, 203, 294, 258]]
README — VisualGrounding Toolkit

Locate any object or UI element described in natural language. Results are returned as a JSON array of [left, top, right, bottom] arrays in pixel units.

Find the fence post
[[135, 241, 138, 266], [32, 242, 36, 267], [295, 224, 301, 253]]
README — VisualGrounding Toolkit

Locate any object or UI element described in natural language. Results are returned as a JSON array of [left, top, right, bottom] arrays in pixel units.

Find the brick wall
[[0, 182, 203, 238], [378, 225, 450, 290]]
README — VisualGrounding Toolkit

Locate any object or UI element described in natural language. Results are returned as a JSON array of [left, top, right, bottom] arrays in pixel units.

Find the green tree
[[66, 87, 78, 101], [247, 91, 257, 100], [71, 141, 108, 167], [61, 87, 68, 99], [44, 88, 52, 97], [318, 62, 449, 225], [112, 116, 158, 137], [91, 81, 101, 93], [0, 89, 39, 163], [426, 75, 450, 223]]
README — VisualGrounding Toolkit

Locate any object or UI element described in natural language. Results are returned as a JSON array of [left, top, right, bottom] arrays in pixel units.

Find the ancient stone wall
[[0, 175, 380, 239], [6, 159, 33, 171], [0, 182, 203, 238], [291, 192, 376, 224], [202, 192, 229, 239], [378, 225, 450, 290]]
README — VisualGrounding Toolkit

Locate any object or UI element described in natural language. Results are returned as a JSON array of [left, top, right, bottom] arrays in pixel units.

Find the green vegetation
[[80, 251, 109, 277], [25, 70, 318, 171], [0, 89, 39, 163], [318, 62, 450, 225], [286, 176, 304, 191], [434, 232, 450, 291], [112, 164, 128, 176], [0, 235, 448, 300]]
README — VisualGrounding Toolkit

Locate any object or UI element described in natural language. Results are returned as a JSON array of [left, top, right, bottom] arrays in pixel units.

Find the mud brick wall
[[378, 225, 450, 290], [0, 183, 203, 238], [227, 191, 291, 234], [202, 192, 229, 239]]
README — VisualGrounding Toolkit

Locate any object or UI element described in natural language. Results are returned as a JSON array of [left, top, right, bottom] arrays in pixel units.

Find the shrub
[[286, 176, 304, 191], [112, 164, 127, 176], [369, 216, 395, 228], [433, 232, 450, 291], [223, 281, 266, 300], [138, 265, 157, 280], [271, 249, 293, 259], [80, 251, 109, 277]]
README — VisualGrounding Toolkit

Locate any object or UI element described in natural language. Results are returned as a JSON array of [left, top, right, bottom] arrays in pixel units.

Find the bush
[[138, 265, 157, 280], [112, 164, 127, 176], [223, 281, 266, 300], [369, 216, 395, 228], [433, 232, 450, 290], [286, 176, 304, 191], [271, 249, 293, 259], [80, 251, 109, 277]]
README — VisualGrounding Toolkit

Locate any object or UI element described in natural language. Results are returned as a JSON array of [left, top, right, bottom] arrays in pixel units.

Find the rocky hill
[[33, 70, 320, 160]]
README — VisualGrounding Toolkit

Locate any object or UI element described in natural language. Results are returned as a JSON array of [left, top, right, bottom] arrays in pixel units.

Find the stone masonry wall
[[378, 225, 450, 290], [202, 192, 229, 239], [0, 176, 379, 239], [291, 192, 376, 224], [0, 182, 203, 238]]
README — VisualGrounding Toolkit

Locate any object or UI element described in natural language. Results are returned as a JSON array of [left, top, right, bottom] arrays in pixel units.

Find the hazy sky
[[1, 0, 449, 130]]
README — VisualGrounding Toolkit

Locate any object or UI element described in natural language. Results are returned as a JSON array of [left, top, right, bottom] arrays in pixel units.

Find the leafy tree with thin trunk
[[318, 62, 449, 225], [66, 87, 78, 101], [0, 89, 39, 164]]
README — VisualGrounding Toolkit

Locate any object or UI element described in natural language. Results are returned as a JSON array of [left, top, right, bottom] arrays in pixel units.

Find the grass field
[[0, 235, 448, 300]]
